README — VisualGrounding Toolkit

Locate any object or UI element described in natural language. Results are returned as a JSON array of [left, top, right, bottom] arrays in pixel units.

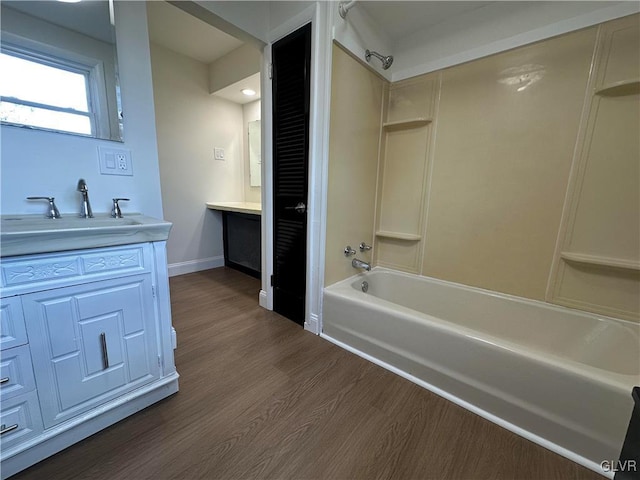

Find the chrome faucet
[[26, 196, 61, 219], [111, 198, 130, 218], [352, 258, 371, 272], [77, 178, 93, 218]]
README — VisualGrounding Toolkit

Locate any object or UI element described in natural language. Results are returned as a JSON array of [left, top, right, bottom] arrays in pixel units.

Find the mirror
[[0, 1, 123, 141], [249, 120, 261, 187]]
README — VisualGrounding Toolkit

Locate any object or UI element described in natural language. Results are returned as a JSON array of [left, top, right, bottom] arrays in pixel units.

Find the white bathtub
[[322, 268, 639, 477]]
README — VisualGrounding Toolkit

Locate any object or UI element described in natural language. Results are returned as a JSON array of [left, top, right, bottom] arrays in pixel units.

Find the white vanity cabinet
[[0, 296, 44, 453], [0, 241, 178, 479], [22, 274, 160, 428]]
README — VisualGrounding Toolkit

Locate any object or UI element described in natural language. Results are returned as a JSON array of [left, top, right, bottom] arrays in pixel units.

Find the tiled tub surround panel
[[549, 14, 640, 321], [324, 44, 384, 286], [327, 14, 639, 322]]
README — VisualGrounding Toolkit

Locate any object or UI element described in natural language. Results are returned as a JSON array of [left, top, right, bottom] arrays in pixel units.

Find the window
[[0, 48, 94, 136]]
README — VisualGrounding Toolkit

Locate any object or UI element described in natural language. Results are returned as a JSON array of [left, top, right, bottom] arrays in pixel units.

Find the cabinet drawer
[[0, 296, 27, 350], [0, 345, 36, 401], [0, 391, 44, 453], [0, 244, 151, 295]]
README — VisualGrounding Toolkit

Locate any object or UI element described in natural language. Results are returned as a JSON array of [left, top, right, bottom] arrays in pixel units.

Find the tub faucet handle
[[27, 196, 61, 219], [344, 246, 357, 257], [359, 242, 372, 252]]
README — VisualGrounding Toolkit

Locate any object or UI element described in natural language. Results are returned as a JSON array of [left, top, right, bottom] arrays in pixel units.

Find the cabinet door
[[22, 275, 159, 428]]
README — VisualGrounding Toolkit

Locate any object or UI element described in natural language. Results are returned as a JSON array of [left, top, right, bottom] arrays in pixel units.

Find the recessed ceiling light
[[241, 88, 256, 97], [58, 0, 82, 3]]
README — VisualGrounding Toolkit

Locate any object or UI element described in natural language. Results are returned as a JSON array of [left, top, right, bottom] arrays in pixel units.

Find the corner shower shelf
[[560, 252, 640, 271], [376, 231, 422, 241], [594, 79, 640, 97], [383, 118, 432, 130]]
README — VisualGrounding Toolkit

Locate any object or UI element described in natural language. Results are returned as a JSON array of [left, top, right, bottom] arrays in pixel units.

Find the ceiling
[[3, 0, 114, 44], [213, 72, 261, 105], [144, 1, 506, 104], [146, 1, 499, 67], [146, 1, 242, 65], [359, 1, 494, 43], [146, 1, 261, 104]]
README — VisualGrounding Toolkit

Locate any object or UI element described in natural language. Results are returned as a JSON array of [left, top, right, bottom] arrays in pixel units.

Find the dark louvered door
[[272, 23, 311, 325]]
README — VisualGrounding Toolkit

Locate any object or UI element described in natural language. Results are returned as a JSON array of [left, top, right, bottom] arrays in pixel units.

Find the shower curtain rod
[[338, 1, 357, 19]]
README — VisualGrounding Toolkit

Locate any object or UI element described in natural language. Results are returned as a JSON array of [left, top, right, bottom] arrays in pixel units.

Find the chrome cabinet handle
[[100, 332, 109, 370], [0, 424, 18, 435], [285, 202, 306, 214], [0, 377, 9, 385]]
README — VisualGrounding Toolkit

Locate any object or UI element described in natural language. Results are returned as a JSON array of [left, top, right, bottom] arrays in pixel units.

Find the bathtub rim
[[320, 332, 614, 479], [323, 267, 639, 392], [329, 267, 639, 329]]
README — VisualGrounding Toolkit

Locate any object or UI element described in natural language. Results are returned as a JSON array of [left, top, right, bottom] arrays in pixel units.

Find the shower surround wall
[[325, 14, 640, 323], [325, 46, 384, 286]]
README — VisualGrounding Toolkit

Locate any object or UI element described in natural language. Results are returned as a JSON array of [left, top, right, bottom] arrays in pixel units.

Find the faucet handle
[[359, 242, 372, 252], [27, 196, 61, 219], [344, 245, 357, 257], [111, 198, 130, 218]]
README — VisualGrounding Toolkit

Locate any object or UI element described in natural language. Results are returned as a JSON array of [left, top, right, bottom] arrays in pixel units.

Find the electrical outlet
[[214, 148, 225, 161], [98, 147, 133, 176]]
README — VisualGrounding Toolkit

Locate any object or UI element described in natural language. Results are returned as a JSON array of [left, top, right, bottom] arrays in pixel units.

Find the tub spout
[[352, 258, 371, 272]]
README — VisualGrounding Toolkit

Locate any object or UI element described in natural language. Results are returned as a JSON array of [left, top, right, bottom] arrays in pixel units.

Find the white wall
[[0, 2, 163, 219], [242, 100, 261, 204], [331, 1, 393, 81], [208, 44, 261, 94], [150, 42, 245, 275], [268, 1, 315, 33], [195, 0, 269, 43]]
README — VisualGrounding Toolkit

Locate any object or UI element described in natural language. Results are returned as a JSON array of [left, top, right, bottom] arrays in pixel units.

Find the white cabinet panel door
[[22, 275, 159, 428]]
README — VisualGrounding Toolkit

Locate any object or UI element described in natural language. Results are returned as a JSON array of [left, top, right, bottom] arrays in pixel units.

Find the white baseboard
[[305, 313, 319, 334], [259, 289, 269, 309], [168, 256, 224, 277]]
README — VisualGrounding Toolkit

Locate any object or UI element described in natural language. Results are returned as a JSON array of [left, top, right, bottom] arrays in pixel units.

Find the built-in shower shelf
[[376, 231, 422, 241], [594, 79, 640, 97], [383, 118, 432, 130], [560, 252, 640, 271]]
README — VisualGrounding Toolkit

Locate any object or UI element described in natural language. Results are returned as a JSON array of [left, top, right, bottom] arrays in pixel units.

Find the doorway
[[271, 23, 311, 326]]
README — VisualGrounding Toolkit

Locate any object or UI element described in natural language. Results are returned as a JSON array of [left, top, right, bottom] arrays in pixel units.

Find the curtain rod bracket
[[339, 1, 357, 19]]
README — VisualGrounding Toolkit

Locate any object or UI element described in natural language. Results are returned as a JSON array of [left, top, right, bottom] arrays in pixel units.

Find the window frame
[[1, 37, 110, 139]]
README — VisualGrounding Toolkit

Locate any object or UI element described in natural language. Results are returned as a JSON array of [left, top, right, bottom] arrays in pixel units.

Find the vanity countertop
[[206, 202, 262, 215], [0, 213, 172, 257]]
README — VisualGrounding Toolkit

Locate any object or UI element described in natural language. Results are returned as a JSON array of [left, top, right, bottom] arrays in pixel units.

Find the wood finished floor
[[12, 268, 603, 480]]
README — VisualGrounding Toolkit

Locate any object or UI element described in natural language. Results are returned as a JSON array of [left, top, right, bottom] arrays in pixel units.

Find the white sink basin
[[1, 213, 172, 257]]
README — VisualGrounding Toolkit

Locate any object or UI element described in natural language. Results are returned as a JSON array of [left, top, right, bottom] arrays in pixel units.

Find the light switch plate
[[98, 146, 133, 176], [214, 148, 225, 161]]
